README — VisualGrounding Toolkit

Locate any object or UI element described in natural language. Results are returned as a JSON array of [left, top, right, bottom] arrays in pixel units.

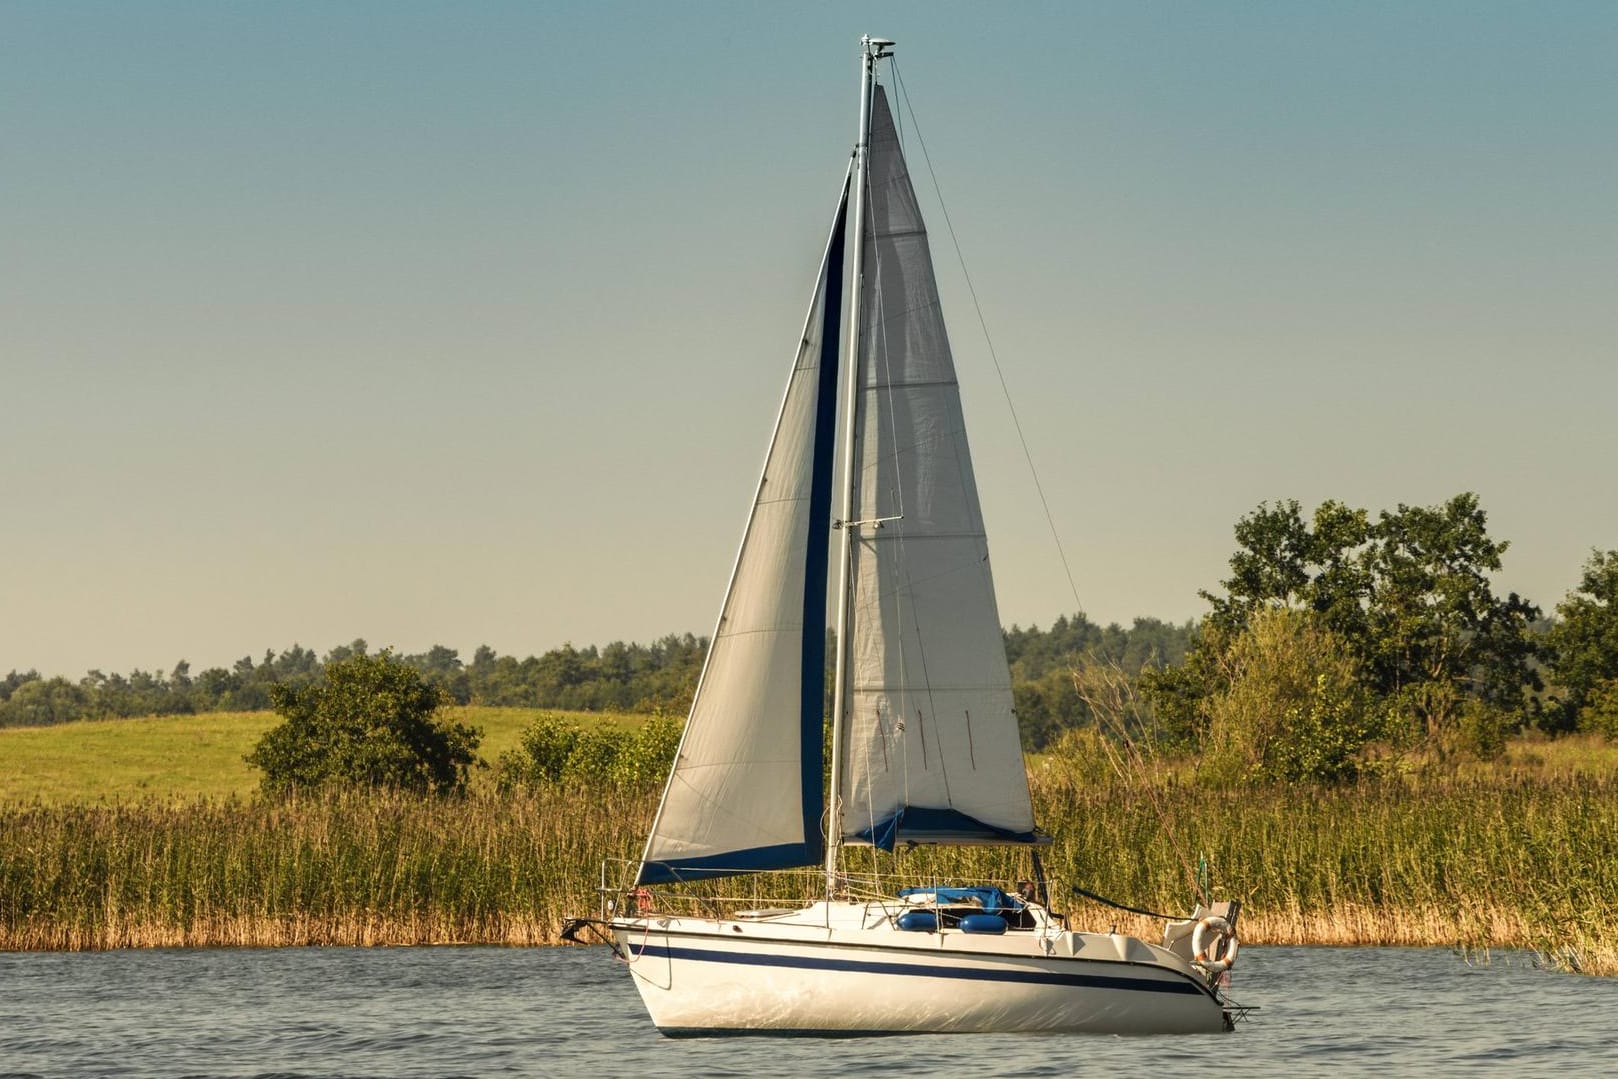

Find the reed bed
[[3, 772, 1615, 974], [0, 788, 650, 950], [1028, 770, 1618, 975]]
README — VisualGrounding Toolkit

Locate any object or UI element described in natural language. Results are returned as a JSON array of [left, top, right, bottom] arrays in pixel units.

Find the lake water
[[3, 943, 1615, 1078]]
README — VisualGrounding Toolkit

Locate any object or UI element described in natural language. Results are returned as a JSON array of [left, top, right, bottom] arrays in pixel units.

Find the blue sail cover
[[895, 886, 1026, 914], [634, 178, 849, 887]]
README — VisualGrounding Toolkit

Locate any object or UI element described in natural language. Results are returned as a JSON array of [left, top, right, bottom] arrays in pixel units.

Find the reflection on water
[[2, 943, 1615, 1077]]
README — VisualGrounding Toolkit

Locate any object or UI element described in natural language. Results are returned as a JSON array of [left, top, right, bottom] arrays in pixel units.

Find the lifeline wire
[[1069, 884, 1178, 922]]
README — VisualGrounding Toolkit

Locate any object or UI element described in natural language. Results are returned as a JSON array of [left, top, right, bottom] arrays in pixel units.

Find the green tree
[[0, 676, 88, 727], [1546, 550, 1618, 735], [1146, 493, 1541, 759], [1577, 678, 1618, 739], [0, 669, 42, 704], [1363, 495, 1541, 740], [611, 714, 682, 789], [1201, 608, 1388, 783], [1013, 666, 1089, 750], [403, 644, 472, 705], [323, 639, 369, 664], [1204, 499, 1372, 642], [246, 650, 481, 795], [1005, 614, 1193, 748]]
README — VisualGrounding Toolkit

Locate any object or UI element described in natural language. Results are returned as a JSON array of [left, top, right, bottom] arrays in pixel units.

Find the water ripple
[[2, 944, 1616, 1077]]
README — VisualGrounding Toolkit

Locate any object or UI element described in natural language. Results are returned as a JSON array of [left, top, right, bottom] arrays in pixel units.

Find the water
[[2, 944, 1615, 1078]]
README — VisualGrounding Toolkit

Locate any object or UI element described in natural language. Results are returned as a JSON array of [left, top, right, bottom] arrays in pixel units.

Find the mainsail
[[635, 176, 849, 885], [836, 87, 1038, 849]]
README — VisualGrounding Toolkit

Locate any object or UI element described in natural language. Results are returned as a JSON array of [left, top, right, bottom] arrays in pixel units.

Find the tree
[[1204, 499, 1371, 642], [193, 666, 239, 707], [0, 676, 87, 727], [403, 644, 471, 704], [1546, 550, 1618, 735], [246, 650, 481, 795], [1147, 492, 1542, 759], [1, 669, 42, 703], [1362, 495, 1541, 739], [1013, 666, 1088, 750], [1005, 614, 1194, 748], [323, 639, 369, 664]]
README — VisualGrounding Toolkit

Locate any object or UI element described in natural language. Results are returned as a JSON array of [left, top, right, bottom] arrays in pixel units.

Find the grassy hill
[[0, 706, 647, 805]]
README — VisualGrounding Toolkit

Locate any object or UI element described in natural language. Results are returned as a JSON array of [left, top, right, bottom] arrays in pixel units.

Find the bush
[[1201, 608, 1387, 784], [1034, 726, 1124, 791], [246, 651, 481, 796], [497, 713, 681, 793], [1455, 698, 1510, 760], [610, 714, 681, 789], [496, 714, 580, 786]]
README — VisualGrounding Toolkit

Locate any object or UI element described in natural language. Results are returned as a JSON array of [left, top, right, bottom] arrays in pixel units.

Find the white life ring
[[1191, 914, 1240, 974]]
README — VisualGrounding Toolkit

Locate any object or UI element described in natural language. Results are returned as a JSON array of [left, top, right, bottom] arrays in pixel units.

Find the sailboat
[[563, 36, 1243, 1036]]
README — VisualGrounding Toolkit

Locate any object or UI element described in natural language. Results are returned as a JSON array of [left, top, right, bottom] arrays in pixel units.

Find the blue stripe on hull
[[628, 941, 1206, 997], [659, 1027, 916, 1039]]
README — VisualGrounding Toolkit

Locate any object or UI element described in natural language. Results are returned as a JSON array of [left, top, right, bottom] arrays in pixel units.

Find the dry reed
[[0, 787, 650, 950], [3, 771, 1614, 974]]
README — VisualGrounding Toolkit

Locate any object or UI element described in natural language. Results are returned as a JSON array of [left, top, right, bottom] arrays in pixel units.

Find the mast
[[826, 34, 892, 897]]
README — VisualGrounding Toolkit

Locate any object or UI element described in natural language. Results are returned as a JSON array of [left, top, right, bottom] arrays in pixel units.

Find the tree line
[[1006, 616, 1193, 749], [0, 618, 1186, 742], [0, 635, 708, 729]]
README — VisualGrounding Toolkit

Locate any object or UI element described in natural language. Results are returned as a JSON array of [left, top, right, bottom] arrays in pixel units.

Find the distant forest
[[0, 615, 1191, 749]]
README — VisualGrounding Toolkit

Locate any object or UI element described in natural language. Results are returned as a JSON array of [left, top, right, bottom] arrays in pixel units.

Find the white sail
[[837, 87, 1037, 848], [636, 177, 850, 885]]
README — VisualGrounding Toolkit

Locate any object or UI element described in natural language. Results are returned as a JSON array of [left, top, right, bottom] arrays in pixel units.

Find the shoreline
[[5, 904, 1609, 976]]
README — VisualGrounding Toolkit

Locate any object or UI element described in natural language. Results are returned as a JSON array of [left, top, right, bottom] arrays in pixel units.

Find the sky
[[4, 2, 1616, 679]]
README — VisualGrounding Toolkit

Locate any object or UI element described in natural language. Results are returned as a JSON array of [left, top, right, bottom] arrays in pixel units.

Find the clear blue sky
[[5, 2, 1615, 678]]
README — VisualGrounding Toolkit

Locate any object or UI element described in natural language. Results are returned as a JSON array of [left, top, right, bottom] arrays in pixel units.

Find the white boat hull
[[607, 903, 1229, 1035]]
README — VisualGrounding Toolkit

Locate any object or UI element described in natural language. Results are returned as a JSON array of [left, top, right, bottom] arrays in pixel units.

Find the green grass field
[[0, 706, 648, 804], [8, 707, 1614, 807]]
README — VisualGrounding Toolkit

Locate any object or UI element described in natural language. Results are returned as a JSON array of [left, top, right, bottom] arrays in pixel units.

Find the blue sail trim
[[638, 844, 820, 886], [797, 177, 849, 869], [853, 806, 1042, 851]]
